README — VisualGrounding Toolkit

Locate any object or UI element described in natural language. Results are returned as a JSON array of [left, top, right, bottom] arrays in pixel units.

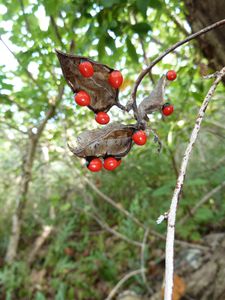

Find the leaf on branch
[[68, 122, 136, 159], [137, 75, 167, 120], [56, 49, 119, 113], [126, 37, 139, 63]]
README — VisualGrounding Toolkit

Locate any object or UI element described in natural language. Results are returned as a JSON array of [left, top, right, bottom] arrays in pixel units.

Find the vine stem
[[129, 18, 225, 119], [164, 67, 225, 300]]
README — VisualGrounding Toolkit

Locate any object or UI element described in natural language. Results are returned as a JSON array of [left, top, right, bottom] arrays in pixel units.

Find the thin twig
[[105, 269, 145, 300], [140, 227, 153, 295], [78, 171, 146, 230], [151, 36, 189, 60], [165, 9, 190, 36], [129, 19, 225, 121], [0, 36, 45, 94], [0, 119, 27, 134], [92, 213, 142, 247], [50, 16, 65, 49], [80, 191, 143, 247], [133, 14, 154, 84], [27, 225, 53, 265], [2, 94, 28, 112], [195, 154, 225, 176], [164, 67, 225, 300], [207, 120, 225, 130], [179, 181, 225, 226], [17, 4, 58, 82], [18, 0, 30, 32]]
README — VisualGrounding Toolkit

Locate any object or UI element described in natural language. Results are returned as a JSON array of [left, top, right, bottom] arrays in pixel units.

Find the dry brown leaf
[[161, 273, 186, 300]]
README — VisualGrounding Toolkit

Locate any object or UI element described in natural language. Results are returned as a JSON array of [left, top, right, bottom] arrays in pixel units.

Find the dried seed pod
[[68, 122, 136, 159], [137, 75, 167, 120], [56, 50, 120, 113]]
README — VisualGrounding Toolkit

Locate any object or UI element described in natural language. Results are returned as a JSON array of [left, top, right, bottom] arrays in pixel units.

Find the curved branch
[[105, 269, 145, 300], [140, 227, 153, 295], [129, 19, 225, 121]]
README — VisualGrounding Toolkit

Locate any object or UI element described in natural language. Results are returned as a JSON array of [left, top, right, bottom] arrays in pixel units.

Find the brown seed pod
[[137, 75, 167, 121], [56, 50, 120, 113], [68, 122, 137, 159]]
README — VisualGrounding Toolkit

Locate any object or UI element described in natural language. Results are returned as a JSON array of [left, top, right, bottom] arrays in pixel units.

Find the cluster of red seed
[[162, 70, 177, 116], [74, 61, 124, 172], [75, 65, 177, 172], [130, 70, 177, 151], [74, 61, 124, 125], [87, 157, 121, 172]]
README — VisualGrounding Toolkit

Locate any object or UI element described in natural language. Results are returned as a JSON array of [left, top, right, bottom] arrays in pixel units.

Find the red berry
[[166, 70, 177, 81], [74, 91, 91, 106], [95, 112, 110, 125], [162, 103, 174, 116], [104, 157, 118, 171], [108, 71, 123, 89], [132, 130, 147, 146], [87, 158, 102, 172], [79, 61, 94, 77]]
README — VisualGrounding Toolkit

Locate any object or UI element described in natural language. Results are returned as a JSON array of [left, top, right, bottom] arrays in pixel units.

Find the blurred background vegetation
[[0, 0, 225, 299]]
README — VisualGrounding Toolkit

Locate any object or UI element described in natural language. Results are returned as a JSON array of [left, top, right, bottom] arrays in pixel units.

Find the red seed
[[87, 158, 102, 172], [104, 157, 118, 171], [95, 112, 110, 125], [108, 71, 123, 89], [166, 70, 177, 81], [79, 61, 94, 78], [132, 130, 147, 146], [74, 91, 91, 106]]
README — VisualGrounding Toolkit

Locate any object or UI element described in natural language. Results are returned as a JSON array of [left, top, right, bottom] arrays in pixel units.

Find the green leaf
[[136, 0, 162, 17], [126, 37, 139, 63], [105, 34, 116, 52], [100, 0, 121, 8], [186, 178, 207, 186], [132, 22, 152, 35], [97, 35, 105, 60], [5, 110, 13, 119], [35, 292, 46, 300], [149, 0, 162, 9], [195, 207, 214, 223], [136, 0, 148, 18]]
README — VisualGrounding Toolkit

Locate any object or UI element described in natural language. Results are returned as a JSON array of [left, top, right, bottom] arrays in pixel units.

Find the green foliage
[[0, 0, 225, 299]]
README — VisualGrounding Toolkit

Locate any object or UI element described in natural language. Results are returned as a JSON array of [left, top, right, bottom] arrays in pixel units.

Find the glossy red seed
[[104, 157, 118, 171], [108, 71, 123, 89], [166, 70, 177, 81], [74, 91, 91, 106], [95, 112, 110, 125], [132, 130, 147, 146], [79, 61, 94, 78], [162, 104, 174, 116], [87, 158, 102, 172]]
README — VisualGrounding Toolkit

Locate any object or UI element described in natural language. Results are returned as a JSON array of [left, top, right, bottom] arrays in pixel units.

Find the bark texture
[[184, 0, 225, 83]]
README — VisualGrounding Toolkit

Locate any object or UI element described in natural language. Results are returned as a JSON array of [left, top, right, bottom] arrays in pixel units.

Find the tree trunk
[[184, 0, 225, 83], [5, 86, 64, 263]]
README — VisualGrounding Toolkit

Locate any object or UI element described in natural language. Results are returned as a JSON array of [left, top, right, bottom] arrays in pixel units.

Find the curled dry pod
[[137, 75, 167, 121], [56, 50, 120, 113], [68, 122, 136, 160]]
